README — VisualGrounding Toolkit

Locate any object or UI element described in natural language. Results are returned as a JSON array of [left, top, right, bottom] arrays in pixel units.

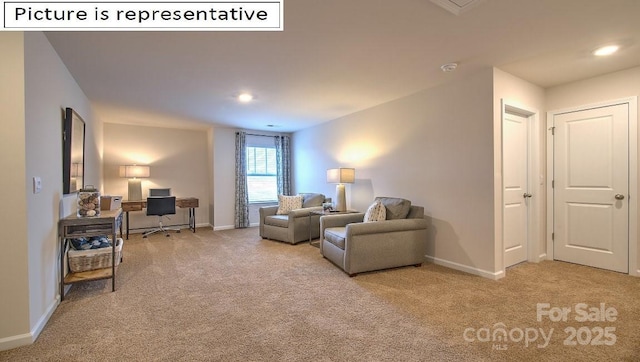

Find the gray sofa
[[320, 197, 428, 276], [259, 193, 331, 244]]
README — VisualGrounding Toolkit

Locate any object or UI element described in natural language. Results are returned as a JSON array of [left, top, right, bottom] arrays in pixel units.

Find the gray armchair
[[320, 197, 428, 276], [259, 193, 331, 244]]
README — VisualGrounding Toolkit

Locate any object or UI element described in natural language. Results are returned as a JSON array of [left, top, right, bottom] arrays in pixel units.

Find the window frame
[[246, 145, 278, 203]]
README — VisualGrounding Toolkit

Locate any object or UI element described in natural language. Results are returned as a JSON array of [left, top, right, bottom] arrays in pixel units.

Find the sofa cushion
[[324, 227, 346, 250], [264, 215, 289, 228], [364, 201, 386, 222], [276, 195, 303, 215], [375, 197, 412, 220], [300, 193, 325, 208]]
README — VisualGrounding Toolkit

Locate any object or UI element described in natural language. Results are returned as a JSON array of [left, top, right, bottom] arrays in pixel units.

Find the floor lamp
[[119, 165, 150, 201], [327, 168, 355, 212]]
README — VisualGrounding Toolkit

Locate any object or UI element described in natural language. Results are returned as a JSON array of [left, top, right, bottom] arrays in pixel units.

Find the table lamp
[[119, 165, 150, 201], [327, 168, 355, 212]]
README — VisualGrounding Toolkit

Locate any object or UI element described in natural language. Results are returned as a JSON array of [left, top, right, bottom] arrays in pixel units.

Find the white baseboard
[[127, 223, 212, 234], [425, 255, 504, 280], [213, 224, 259, 231], [0, 296, 59, 352], [31, 296, 59, 342], [0, 332, 32, 352]]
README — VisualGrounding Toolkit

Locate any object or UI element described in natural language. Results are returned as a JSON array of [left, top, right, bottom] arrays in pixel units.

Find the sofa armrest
[[319, 213, 365, 253], [258, 205, 279, 237], [320, 213, 366, 229], [346, 218, 428, 236], [259, 205, 278, 218], [289, 206, 324, 219]]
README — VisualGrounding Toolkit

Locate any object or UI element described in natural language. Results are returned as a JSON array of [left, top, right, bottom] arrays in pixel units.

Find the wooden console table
[[58, 209, 123, 301], [121, 197, 199, 239]]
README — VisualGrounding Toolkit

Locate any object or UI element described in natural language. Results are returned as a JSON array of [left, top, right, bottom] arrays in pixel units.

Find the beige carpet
[[1, 227, 639, 361]]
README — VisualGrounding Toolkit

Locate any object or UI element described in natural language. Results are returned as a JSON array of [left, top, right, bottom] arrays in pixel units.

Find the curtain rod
[[245, 133, 276, 137], [243, 133, 291, 138]]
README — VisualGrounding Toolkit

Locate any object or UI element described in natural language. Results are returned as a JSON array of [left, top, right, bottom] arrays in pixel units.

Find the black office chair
[[143, 196, 181, 238]]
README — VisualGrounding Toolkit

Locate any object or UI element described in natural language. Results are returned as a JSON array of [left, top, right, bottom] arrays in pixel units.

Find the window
[[246, 146, 277, 203]]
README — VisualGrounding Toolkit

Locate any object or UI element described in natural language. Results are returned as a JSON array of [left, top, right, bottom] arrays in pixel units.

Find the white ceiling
[[45, 0, 640, 132]]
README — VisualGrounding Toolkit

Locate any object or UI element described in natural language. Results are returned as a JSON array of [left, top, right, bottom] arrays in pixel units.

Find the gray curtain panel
[[275, 135, 292, 196], [235, 131, 250, 228]]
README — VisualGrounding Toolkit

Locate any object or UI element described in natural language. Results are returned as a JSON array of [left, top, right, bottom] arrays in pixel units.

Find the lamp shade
[[327, 168, 355, 184], [119, 165, 150, 178]]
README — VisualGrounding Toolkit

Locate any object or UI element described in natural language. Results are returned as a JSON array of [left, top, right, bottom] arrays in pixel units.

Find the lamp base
[[128, 179, 143, 201], [335, 184, 346, 212]]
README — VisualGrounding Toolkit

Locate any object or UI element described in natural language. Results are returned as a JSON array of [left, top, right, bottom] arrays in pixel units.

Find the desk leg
[[189, 208, 196, 233], [118, 214, 123, 239], [125, 211, 130, 240], [60, 238, 65, 301], [111, 231, 116, 292]]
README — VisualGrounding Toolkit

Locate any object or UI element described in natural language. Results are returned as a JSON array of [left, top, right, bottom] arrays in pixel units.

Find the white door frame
[[501, 99, 542, 274], [546, 97, 638, 276]]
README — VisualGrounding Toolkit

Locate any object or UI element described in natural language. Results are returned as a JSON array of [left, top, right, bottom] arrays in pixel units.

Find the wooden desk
[[121, 197, 199, 239], [59, 209, 123, 300]]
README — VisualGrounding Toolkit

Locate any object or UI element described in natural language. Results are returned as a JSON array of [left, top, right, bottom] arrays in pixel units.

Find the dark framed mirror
[[62, 107, 85, 194]]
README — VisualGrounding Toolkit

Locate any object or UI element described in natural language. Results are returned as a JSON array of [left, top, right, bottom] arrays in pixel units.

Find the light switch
[[33, 177, 42, 194]]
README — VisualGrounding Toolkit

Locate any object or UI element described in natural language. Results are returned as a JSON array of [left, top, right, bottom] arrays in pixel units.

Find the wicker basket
[[68, 238, 123, 273]]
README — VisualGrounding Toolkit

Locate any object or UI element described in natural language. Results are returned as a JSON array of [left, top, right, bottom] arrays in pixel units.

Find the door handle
[[615, 194, 625, 200], [523, 193, 532, 198]]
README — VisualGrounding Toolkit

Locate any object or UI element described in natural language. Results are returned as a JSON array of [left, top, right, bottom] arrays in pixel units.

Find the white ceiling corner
[[430, 0, 486, 15]]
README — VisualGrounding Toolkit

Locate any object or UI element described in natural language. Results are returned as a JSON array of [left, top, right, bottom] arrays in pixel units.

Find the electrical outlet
[[33, 177, 42, 194]]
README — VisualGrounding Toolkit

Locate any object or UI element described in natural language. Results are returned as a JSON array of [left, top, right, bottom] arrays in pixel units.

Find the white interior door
[[504, 112, 529, 267], [553, 104, 629, 273]]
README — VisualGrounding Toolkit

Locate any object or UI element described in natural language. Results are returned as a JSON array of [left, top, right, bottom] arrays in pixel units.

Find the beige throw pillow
[[276, 195, 303, 215], [364, 201, 386, 222]]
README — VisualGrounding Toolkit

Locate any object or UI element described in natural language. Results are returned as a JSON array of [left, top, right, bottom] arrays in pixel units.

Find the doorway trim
[[501, 99, 542, 275], [546, 97, 638, 276]]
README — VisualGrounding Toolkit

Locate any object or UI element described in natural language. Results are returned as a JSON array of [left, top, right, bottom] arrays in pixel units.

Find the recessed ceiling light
[[594, 45, 619, 56], [238, 93, 254, 103], [440, 62, 458, 72]]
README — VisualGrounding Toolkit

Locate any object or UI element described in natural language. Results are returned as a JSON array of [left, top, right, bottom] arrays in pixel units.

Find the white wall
[[24, 30, 100, 346], [0, 32, 30, 349], [207, 128, 215, 227], [293, 68, 499, 276], [0, 31, 100, 351], [213, 127, 237, 229], [546, 66, 640, 275], [102, 123, 211, 230], [546, 66, 640, 111]]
